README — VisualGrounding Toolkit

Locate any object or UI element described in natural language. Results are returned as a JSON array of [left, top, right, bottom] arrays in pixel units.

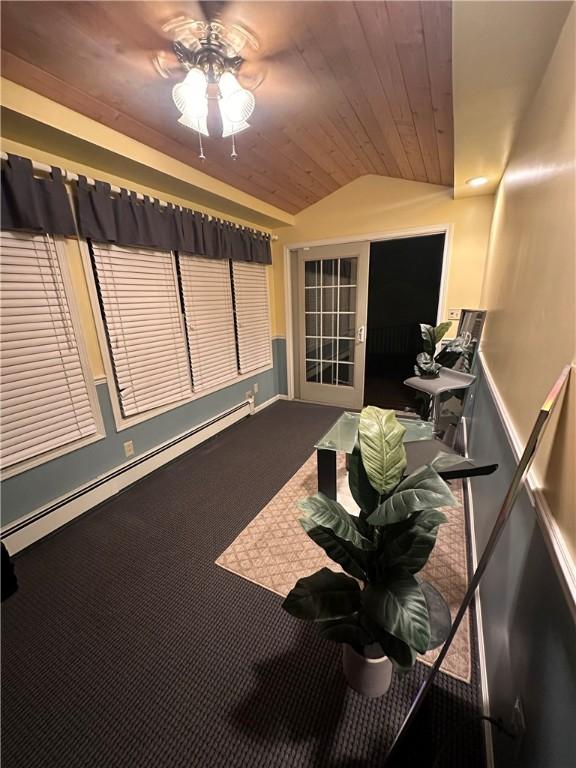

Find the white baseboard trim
[[253, 394, 279, 413], [477, 351, 576, 620], [2, 400, 256, 553], [252, 393, 291, 413], [461, 417, 494, 768], [465, 476, 494, 768]]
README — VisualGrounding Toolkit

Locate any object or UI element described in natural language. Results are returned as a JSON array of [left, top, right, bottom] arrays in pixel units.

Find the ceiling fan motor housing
[[173, 26, 243, 84]]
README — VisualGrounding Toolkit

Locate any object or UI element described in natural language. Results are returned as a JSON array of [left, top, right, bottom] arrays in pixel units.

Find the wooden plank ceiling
[[1, 1, 453, 214]]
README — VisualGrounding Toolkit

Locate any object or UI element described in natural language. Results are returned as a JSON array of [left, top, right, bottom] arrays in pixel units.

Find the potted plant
[[414, 321, 453, 377], [282, 407, 459, 697], [414, 320, 476, 422]]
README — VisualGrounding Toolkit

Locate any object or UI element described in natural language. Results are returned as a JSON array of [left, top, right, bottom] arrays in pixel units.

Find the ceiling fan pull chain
[[231, 134, 238, 160], [198, 130, 206, 161]]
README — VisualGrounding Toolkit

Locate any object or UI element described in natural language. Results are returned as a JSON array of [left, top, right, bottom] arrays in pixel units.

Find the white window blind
[[1, 232, 98, 469], [91, 243, 193, 417], [179, 255, 239, 392], [231, 261, 273, 374]]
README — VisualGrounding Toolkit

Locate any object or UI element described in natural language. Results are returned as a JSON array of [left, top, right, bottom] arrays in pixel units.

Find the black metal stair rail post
[[385, 365, 571, 765]]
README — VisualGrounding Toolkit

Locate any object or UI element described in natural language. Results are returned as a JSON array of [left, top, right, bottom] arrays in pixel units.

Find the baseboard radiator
[[2, 400, 251, 554]]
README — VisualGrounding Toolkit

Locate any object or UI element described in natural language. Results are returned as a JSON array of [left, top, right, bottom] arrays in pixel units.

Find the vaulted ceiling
[[1, 1, 453, 214]]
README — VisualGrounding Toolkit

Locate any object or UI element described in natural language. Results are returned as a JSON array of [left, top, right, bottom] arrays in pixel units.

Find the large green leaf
[[362, 571, 431, 653], [369, 626, 416, 672], [348, 442, 380, 517], [375, 511, 422, 547], [317, 616, 373, 648], [412, 509, 448, 531], [373, 510, 445, 550], [420, 581, 451, 650], [367, 465, 456, 525], [420, 324, 436, 355], [420, 322, 452, 358], [380, 526, 439, 574], [300, 520, 368, 581], [434, 321, 452, 344], [282, 568, 362, 622], [319, 614, 417, 672], [430, 451, 475, 472], [358, 407, 407, 496], [298, 494, 375, 550], [415, 352, 440, 377]]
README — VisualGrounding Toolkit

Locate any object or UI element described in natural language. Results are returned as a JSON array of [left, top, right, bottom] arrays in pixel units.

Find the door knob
[[356, 325, 366, 343]]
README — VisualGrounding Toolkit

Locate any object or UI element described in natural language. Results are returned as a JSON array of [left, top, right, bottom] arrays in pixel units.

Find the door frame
[[283, 223, 453, 400], [298, 241, 370, 409]]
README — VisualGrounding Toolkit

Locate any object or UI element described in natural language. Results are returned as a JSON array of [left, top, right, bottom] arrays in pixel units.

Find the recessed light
[[466, 176, 488, 187]]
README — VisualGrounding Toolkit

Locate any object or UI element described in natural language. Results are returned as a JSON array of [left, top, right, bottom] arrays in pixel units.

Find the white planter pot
[[342, 643, 393, 698]]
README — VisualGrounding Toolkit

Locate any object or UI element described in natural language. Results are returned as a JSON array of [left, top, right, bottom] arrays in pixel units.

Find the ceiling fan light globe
[[221, 89, 255, 123], [177, 112, 209, 137], [218, 71, 241, 97], [218, 70, 255, 123], [221, 120, 250, 138], [183, 66, 208, 91], [172, 67, 208, 118], [218, 100, 250, 137]]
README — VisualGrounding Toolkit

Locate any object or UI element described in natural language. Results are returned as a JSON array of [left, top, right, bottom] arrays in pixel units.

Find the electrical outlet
[[448, 308, 462, 320], [253, 382, 259, 394], [511, 697, 526, 739], [506, 696, 526, 762], [245, 391, 254, 401], [123, 440, 134, 458]]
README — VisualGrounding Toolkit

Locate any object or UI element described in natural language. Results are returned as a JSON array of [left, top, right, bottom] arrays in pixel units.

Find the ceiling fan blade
[[149, 6, 292, 83], [151, 49, 182, 80], [236, 64, 267, 92], [238, 46, 299, 88]]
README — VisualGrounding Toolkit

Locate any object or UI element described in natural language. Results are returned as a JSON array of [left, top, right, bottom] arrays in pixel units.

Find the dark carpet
[[1, 401, 486, 768]]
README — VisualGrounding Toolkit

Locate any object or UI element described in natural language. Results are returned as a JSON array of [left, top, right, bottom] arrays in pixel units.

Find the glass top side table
[[315, 412, 434, 453], [314, 412, 434, 499]]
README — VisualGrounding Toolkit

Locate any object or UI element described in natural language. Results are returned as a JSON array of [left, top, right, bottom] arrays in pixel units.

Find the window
[[179, 254, 238, 392], [88, 243, 273, 426], [231, 261, 273, 374], [90, 243, 193, 417], [1, 232, 100, 472]]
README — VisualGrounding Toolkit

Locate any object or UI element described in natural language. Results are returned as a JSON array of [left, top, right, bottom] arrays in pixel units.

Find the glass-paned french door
[[298, 242, 369, 409]]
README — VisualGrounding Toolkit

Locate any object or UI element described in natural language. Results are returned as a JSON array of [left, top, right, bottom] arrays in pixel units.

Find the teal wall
[[467, 360, 576, 768], [1, 338, 287, 528]]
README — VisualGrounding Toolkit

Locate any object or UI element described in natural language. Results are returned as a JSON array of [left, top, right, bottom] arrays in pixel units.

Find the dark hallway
[[364, 234, 445, 410]]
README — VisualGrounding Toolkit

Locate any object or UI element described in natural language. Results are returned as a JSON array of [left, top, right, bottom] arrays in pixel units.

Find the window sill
[[107, 363, 274, 432]]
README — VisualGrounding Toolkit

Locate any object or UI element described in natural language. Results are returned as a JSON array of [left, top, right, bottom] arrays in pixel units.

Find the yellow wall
[[66, 237, 106, 380], [0, 136, 281, 232], [1, 139, 110, 378], [271, 175, 495, 336], [480, 6, 575, 557], [1, 79, 293, 229], [452, 0, 572, 199]]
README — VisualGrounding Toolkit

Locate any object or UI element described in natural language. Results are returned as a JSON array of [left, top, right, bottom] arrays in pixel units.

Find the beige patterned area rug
[[216, 453, 471, 683]]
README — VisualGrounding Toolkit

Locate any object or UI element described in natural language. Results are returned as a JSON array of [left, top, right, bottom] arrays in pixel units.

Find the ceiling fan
[[151, 7, 268, 158]]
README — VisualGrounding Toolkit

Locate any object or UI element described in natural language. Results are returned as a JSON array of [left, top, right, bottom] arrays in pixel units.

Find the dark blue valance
[[1, 154, 272, 264], [1, 154, 76, 236], [75, 176, 271, 264]]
